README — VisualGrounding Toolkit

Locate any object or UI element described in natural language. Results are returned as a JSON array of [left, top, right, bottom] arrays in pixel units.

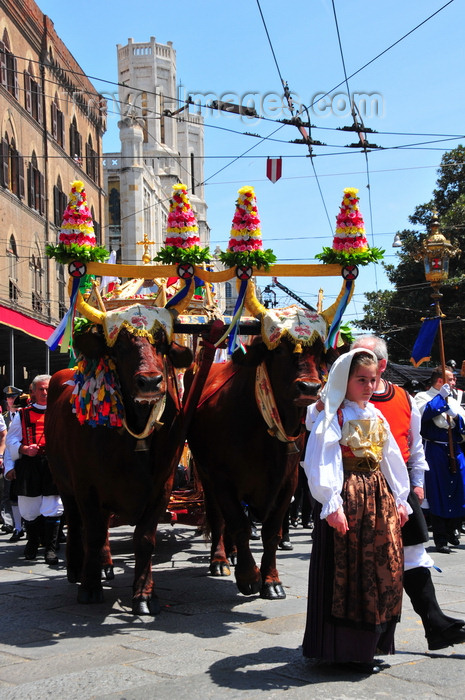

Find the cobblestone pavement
[[0, 522, 464, 699]]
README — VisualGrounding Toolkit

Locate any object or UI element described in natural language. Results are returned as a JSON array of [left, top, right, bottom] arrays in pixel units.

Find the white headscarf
[[316, 347, 377, 435]]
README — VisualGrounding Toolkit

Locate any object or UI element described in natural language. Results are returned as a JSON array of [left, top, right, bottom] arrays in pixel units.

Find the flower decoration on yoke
[[46, 180, 109, 263], [220, 186, 276, 270], [315, 187, 384, 266], [154, 183, 211, 265]]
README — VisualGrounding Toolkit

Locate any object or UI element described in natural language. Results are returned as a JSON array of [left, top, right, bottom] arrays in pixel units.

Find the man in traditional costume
[[4, 375, 63, 565], [302, 348, 409, 673], [352, 336, 465, 651], [415, 367, 465, 554]]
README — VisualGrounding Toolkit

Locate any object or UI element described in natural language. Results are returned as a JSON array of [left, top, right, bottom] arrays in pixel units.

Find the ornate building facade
[[103, 37, 208, 266], [0, 0, 106, 388]]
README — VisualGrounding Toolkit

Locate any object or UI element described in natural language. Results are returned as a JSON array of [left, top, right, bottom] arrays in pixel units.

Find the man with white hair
[[4, 375, 63, 565], [351, 336, 465, 651]]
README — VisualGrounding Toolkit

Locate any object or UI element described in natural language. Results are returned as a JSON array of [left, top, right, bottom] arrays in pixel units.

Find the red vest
[[19, 405, 46, 452], [370, 381, 411, 463]]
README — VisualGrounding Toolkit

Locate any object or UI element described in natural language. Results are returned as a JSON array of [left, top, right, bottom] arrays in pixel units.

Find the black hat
[[3, 385, 23, 397]]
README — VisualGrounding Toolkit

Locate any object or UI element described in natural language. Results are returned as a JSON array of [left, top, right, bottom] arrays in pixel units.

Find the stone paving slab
[[1, 523, 465, 699]]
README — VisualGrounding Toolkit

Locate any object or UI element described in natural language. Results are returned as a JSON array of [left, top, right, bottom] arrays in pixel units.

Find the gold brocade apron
[[332, 416, 404, 628]]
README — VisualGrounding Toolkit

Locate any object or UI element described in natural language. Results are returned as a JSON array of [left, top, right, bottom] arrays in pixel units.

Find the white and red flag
[[266, 157, 282, 183]]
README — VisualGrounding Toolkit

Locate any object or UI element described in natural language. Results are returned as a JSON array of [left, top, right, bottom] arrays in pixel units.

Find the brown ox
[[187, 335, 324, 599], [45, 324, 192, 615]]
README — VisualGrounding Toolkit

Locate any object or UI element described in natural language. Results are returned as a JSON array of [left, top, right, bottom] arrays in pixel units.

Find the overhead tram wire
[[305, 0, 456, 113], [331, 0, 379, 289], [255, 0, 334, 234]]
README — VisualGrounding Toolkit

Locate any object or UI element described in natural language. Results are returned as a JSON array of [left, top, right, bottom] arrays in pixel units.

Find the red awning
[[0, 305, 55, 342]]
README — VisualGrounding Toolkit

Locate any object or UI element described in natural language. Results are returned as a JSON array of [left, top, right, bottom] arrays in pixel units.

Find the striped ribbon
[[325, 279, 353, 350], [46, 277, 80, 352]]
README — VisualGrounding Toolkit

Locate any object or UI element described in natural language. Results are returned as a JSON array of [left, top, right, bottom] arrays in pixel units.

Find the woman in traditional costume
[[302, 348, 410, 673]]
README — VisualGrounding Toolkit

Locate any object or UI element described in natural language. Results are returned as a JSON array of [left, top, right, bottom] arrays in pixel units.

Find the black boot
[[43, 517, 60, 566], [403, 566, 465, 650], [23, 516, 42, 560]]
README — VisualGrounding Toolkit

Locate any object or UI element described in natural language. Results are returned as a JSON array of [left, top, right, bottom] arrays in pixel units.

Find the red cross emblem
[[235, 265, 253, 280], [68, 261, 87, 278], [342, 265, 359, 281], [177, 263, 194, 279]]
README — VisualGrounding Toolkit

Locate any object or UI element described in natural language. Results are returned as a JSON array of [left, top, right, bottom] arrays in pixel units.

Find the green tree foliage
[[356, 146, 465, 363]]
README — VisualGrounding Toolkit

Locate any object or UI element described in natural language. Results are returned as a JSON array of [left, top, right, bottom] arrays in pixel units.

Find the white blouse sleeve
[[378, 412, 411, 511], [302, 412, 344, 519]]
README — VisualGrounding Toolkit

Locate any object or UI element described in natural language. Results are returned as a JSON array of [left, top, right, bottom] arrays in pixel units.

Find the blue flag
[[410, 317, 440, 367]]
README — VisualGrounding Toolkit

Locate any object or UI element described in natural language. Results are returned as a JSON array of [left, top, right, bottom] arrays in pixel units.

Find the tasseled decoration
[[46, 277, 80, 352], [71, 355, 124, 427]]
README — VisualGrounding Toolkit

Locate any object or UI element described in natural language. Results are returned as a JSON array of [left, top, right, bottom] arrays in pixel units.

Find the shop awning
[[0, 305, 55, 342]]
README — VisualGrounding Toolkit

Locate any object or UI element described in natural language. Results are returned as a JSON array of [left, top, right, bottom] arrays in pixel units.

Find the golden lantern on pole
[[413, 210, 461, 471]]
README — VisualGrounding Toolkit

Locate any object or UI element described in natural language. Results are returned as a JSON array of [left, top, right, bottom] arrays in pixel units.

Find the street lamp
[[413, 210, 461, 470], [262, 285, 277, 309]]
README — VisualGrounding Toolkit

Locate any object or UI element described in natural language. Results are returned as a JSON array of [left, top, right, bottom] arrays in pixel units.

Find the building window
[[27, 152, 45, 214], [85, 134, 98, 183], [30, 252, 43, 313], [0, 133, 24, 198], [57, 264, 66, 319], [69, 116, 82, 163], [91, 206, 101, 246], [51, 93, 65, 147], [0, 33, 19, 100], [53, 176, 67, 227], [24, 63, 42, 123], [143, 187, 152, 241], [7, 234, 20, 302], [159, 93, 165, 144], [190, 153, 196, 195]]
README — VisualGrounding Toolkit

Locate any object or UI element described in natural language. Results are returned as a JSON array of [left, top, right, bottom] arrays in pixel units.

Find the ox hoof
[[209, 562, 231, 577], [132, 596, 161, 616], [101, 565, 115, 581], [77, 586, 104, 604], [237, 579, 262, 596], [261, 582, 286, 600], [67, 569, 81, 584], [228, 552, 237, 567]]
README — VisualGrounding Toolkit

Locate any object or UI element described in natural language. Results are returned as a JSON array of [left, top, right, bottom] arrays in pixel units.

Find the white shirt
[[302, 400, 411, 519], [4, 403, 46, 474]]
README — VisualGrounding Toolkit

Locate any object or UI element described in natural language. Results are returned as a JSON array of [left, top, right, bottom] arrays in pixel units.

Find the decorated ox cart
[[44, 181, 382, 613]]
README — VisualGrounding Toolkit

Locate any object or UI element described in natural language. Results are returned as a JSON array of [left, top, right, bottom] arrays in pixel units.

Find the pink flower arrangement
[[58, 180, 96, 249], [331, 187, 368, 253], [227, 186, 263, 253]]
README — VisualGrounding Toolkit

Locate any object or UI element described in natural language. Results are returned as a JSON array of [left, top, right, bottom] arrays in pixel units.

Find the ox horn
[[320, 278, 355, 325], [244, 280, 266, 319], [68, 279, 105, 325]]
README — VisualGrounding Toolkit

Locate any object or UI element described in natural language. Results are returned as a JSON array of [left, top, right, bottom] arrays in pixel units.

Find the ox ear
[[168, 342, 193, 369], [73, 327, 107, 360], [231, 339, 268, 367]]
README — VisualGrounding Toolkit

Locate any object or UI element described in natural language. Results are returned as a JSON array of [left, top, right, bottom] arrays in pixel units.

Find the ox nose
[[136, 374, 163, 393], [295, 380, 320, 397]]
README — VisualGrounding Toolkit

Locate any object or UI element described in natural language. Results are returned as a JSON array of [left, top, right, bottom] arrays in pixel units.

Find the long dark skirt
[[302, 473, 403, 664]]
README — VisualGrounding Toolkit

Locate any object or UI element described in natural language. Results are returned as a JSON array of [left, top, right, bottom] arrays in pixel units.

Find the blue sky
[[37, 0, 464, 325]]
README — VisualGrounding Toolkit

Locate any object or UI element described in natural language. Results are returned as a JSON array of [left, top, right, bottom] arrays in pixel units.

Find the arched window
[[53, 175, 67, 227], [0, 30, 19, 99], [91, 205, 101, 245], [30, 244, 44, 313], [27, 151, 45, 214], [57, 263, 66, 319], [86, 134, 98, 182], [7, 234, 20, 302], [24, 60, 42, 123], [51, 92, 65, 147], [190, 153, 196, 195], [69, 116, 82, 162], [0, 132, 24, 198]]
